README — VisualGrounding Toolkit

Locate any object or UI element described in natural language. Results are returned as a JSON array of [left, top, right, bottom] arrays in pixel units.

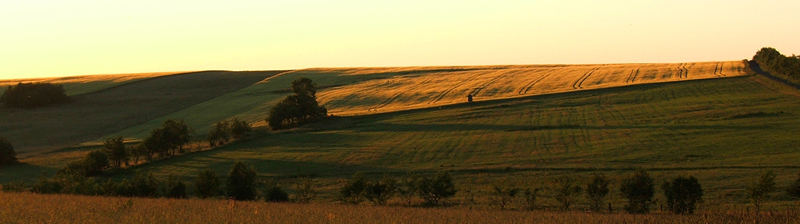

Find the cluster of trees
[[207, 118, 252, 147], [1, 82, 70, 108], [339, 172, 456, 206], [752, 47, 800, 84], [0, 137, 18, 166], [267, 78, 327, 130]]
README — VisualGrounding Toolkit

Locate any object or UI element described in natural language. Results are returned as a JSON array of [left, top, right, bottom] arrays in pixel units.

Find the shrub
[[194, 169, 221, 199], [339, 173, 367, 204], [586, 173, 610, 212], [262, 180, 289, 202], [417, 172, 456, 206], [0, 82, 69, 108], [748, 171, 776, 213], [662, 176, 703, 214], [620, 170, 654, 214], [365, 176, 397, 205], [0, 137, 17, 166], [554, 176, 582, 211], [227, 162, 257, 200]]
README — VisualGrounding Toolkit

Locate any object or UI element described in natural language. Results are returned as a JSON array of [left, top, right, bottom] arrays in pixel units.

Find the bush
[[1, 82, 69, 108], [586, 173, 610, 212], [620, 170, 654, 214], [62, 151, 110, 176], [267, 78, 327, 130], [339, 173, 367, 204], [365, 176, 397, 205], [262, 180, 289, 202], [227, 162, 257, 200], [748, 171, 776, 213], [115, 172, 161, 197], [0, 137, 17, 166], [554, 176, 582, 210], [662, 176, 703, 214], [194, 169, 221, 199], [752, 47, 800, 84], [417, 172, 456, 206]]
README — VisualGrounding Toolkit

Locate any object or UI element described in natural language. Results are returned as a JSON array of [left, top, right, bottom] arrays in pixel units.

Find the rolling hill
[[3, 60, 799, 209]]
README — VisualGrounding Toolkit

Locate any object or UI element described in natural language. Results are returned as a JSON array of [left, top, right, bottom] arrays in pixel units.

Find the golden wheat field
[[301, 61, 748, 115], [0, 192, 796, 224]]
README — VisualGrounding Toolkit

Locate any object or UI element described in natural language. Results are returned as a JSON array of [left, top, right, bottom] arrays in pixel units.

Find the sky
[[0, 0, 798, 79]]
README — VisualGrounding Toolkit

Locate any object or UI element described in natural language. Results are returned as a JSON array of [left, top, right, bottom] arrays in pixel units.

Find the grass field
[[1, 192, 797, 224], [0, 72, 185, 96], [2, 61, 798, 212]]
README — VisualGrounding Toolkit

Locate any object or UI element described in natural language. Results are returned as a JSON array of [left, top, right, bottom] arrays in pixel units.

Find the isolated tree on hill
[[0, 137, 18, 166], [620, 169, 654, 214], [586, 173, 610, 212], [748, 171, 776, 213], [227, 162, 257, 200], [267, 77, 327, 130], [195, 169, 222, 198], [0, 82, 69, 108], [662, 176, 703, 214], [103, 136, 128, 168]]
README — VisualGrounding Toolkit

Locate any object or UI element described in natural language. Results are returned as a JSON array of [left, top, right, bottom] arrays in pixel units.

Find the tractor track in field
[[470, 72, 508, 97], [368, 92, 404, 112], [676, 63, 686, 79], [713, 62, 725, 77], [572, 67, 599, 89], [429, 72, 485, 104], [624, 68, 639, 83], [517, 71, 554, 95]]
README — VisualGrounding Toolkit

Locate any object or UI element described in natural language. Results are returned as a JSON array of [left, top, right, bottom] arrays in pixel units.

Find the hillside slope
[[0, 71, 276, 153]]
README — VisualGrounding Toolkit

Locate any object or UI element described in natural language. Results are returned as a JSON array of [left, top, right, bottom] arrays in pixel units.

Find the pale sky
[[1, 0, 798, 79]]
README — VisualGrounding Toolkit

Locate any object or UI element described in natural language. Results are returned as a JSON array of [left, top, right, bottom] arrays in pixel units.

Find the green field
[[1, 66, 799, 210]]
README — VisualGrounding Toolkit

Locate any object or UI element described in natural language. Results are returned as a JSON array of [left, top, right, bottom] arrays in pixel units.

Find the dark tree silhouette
[[267, 78, 327, 130], [1, 82, 69, 108], [620, 170, 654, 214], [0, 137, 18, 166], [227, 162, 257, 200], [662, 176, 703, 214]]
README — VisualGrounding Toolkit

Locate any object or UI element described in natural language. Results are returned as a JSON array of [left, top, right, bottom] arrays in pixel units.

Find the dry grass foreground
[[307, 61, 748, 115], [0, 192, 797, 224]]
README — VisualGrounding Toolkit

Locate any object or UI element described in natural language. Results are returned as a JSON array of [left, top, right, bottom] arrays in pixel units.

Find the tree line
[[752, 47, 800, 85], [1, 82, 70, 108]]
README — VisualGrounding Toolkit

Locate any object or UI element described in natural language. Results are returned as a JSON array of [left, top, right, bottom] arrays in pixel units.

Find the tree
[[195, 169, 221, 199], [0, 137, 18, 166], [748, 171, 776, 213], [786, 172, 800, 199], [207, 120, 230, 147], [662, 176, 703, 214], [586, 173, 610, 212], [364, 176, 397, 205], [0, 82, 69, 108], [262, 180, 289, 202], [229, 118, 252, 139], [554, 176, 582, 210], [227, 162, 257, 200], [162, 120, 191, 154], [267, 78, 327, 130], [294, 177, 316, 203], [130, 143, 148, 165], [82, 150, 110, 176], [491, 185, 520, 209], [523, 187, 541, 211], [165, 176, 187, 198], [340, 173, 367, 204], [620, 170, 654, 214], [416, 172, 456, 206], [103, 137, 128, 168]]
